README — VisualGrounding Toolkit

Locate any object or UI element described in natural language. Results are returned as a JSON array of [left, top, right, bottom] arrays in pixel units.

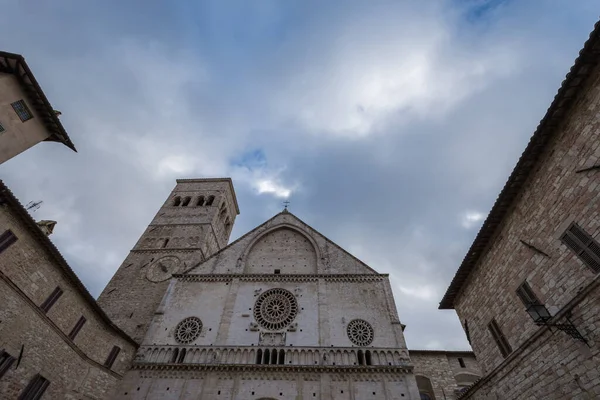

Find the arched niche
[[243, 224, 319, 274], [416, 375, 436, 400]]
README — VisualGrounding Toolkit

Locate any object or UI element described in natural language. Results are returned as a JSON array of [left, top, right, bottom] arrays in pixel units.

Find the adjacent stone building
[[408, 350, 481, 400], [439, 21, 600, 399], [0, 51, 76, 164], [0, 181, 137, 399]]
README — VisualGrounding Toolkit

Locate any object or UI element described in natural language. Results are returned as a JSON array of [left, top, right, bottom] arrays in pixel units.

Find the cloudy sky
[[0, 0, 598, 350]]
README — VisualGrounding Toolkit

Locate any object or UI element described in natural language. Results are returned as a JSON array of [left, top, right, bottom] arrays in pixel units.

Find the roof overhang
[[439, 20, 600, 310], [0, 51, 76, 152]]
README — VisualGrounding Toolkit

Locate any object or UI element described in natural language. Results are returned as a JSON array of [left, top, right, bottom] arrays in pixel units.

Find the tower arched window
[[220, 207, 227, 219], [173, 197, 181, 206], [206, 195, 215, 206], [197, 196, 205, 206], [182, 196, 191, 206], [225, 218, 232, 233], [162, 238, 169, 248]]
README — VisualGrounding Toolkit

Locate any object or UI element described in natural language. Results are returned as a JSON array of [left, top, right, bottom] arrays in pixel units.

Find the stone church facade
[[102, 178, 421, 399]]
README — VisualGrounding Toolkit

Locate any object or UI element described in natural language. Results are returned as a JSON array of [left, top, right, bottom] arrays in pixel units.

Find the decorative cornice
[[133, 363, 413, 374], [174, 274, 389, 283]]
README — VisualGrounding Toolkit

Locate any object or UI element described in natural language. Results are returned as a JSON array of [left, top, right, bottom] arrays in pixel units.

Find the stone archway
[[416, 375, 436, 400]]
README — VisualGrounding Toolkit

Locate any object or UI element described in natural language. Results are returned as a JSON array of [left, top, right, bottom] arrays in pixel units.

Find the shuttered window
[[68, 316, 86, 340], [104, 346, 121, 368], [516, 281, 541, 307], [488, 319, 512, 358], [561, 222, 600, 272], [0, 230, 17, 253], [18, 374, 50, 400], [40, 287, 63, 313], [0, 350, 16, 379]]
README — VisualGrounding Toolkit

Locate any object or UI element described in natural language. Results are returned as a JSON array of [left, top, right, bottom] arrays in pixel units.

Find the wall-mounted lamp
[[526, 304, 588, 345]]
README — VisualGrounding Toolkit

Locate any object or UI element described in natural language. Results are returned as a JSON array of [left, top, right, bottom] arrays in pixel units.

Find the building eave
[[439, 20, 600, 310], [0, 180, 136, 347], [0, 51, 76, 152]]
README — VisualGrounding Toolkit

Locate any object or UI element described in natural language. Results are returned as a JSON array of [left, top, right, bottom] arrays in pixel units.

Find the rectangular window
[[18, 374, 50, 400], [104, 346, 121, 368], [488, 319, 512, 358], [516, 281, 541, 307], [458, 357, 466, 368], [40, 287, 63, 313], [274, 269, 281, 274], [0, 230, 18, 253], [68, 316, 87, 340], [561, 222, 600, 272], [0, 350, 16, 379], [11, 100, 33, 122]]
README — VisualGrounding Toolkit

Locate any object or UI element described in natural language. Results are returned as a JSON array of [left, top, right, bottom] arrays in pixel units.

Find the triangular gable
[[183, 211, 379, 276]]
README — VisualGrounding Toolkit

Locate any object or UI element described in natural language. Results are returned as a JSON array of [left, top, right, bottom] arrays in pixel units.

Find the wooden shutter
[[68, 316, 87, 340], [0, 230, 17, 253], [18, 374, 50, 400], [561, 223, 600, 272], [488, 319, 512, 358], [0, 350, 16, 379], [104, 346, 121, 368], [40, 287, 63, 313], [516, 281, 540, 306]]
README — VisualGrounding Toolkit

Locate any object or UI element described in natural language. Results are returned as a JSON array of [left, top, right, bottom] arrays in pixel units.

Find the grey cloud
[[0, 0, 598, 352]]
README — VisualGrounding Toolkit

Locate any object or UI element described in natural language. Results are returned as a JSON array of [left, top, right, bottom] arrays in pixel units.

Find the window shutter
[[104, 346, 121, 368], [68, 316, 87, 340], [561, 223, 600, 272], [488, 319, 512, 358], [0, 350, 16, 379], [40, 287, 63, 313], [18, 374, 50, 400], [516, 281, 540, 307], [0, 230, 17, 253]]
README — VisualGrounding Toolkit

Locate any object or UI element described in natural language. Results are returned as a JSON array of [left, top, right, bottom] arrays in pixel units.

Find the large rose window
[[253, 288, 298, 331]]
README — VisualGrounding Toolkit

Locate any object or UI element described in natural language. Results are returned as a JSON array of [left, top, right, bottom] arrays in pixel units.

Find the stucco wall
[[0, 72, 50, 163]]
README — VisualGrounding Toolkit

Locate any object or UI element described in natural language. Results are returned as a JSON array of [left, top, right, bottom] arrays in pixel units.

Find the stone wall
[[0, 200, 136, 399], [451, 32, 600, 400], [409, 351, 481, 400]]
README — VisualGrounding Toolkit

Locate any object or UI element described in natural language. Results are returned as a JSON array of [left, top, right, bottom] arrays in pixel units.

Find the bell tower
[[97, 178, 239, 342]]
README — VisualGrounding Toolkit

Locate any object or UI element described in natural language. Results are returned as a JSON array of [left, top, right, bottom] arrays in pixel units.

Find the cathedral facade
[[100, 178, 421, 399]]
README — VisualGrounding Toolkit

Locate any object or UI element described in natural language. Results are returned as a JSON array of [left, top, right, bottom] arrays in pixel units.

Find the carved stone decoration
[[175, 316, 203, 344], [249, 322, 259, 331], [253, 288, 298, 331], [258, 331, 286, 346], [146, 256, 181, 282], [347, 319, 374, 346], [287, 322, 298, 332]]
